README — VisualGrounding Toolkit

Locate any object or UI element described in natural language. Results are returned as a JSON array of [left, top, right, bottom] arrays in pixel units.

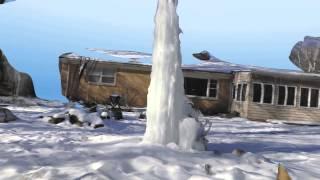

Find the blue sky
[[0, 0, 320, 100]]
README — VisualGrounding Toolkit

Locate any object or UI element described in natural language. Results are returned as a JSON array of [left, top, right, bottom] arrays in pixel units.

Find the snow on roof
[[86, 48, 152, 60], [60, 52, 320, 78], [60, 52, 82, 59]]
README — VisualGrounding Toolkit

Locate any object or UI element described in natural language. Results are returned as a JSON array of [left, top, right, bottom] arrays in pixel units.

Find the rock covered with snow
[[68, 108, 104, 128], [86, 112, 104, 128], [289, 36, 320, 73], [68, 108, 87, 122], [0, 108, 17, 123], [0, 49, 36, 97]]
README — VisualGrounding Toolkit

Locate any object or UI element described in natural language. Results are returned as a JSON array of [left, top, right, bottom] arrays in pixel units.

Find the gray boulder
[[0, 49, 36, 97], [0, 108, 17, 123], [289, 36, 320, 73]]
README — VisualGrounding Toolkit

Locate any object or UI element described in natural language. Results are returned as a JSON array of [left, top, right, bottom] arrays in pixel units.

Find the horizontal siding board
[[247, 102, 320, 121]]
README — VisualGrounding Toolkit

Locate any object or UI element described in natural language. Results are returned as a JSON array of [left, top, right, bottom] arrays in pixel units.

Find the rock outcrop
[[289, 36, 320, 73], [0, 49, 36, 97]]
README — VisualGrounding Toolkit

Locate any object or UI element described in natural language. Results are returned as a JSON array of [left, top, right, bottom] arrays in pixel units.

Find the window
[[300, 88, 319, 108], [277, 86, 286, 105], [263, 84, 273, 104], [208, 80, 218, 98], [236, 84, 241, 101], [235, 83, 247, 102], [87, 67, 116, 85], [185, 78, 207, 97], [300, 88, 309, 107], [184, 78, 218, 98], [287, 87, 296, 106], [241, 84, 247, 101], [310, 89, 319, 108], [232, 84, 236, 100], [252, 83, 273, 104], [277, 86, 296, 106], [253, 83, 262, 103]]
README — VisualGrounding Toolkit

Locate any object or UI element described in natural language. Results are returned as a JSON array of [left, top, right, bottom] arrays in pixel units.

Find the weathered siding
[[79, 69, 150, 107], [231, 72, 251, 118], [189, 79, 232, 115], [59, 62, 68, 97], [59, 58, 233, 115], [246, 73, 320, 122]]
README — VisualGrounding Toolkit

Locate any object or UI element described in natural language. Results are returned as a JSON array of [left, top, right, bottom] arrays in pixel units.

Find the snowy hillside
[[0, 98, 320, 179]]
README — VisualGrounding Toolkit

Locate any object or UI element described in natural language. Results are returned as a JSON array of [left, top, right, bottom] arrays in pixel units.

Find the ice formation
[[144, 0, 205, 150]]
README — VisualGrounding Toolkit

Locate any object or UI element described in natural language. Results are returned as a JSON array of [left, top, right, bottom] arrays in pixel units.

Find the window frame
[[310, 88, 320, 108], [185, 77, 219, 100], [252, 82, 274, 105], [235, 82, 248, 102], [87, 67, 117, 86], [276, 85, 297, 107], [286, 86, 297, 106], [262, 83, 274, 104], [232, 84, 236, 100], [207, 79, 219, 98], [252, 83, 263, 103], [299, 87, 320, 108]]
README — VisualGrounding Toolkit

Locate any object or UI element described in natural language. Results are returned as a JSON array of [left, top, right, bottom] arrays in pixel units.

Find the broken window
[[310, 89, 319, 108], [253, 83, 262, 103], [287, 87, 296, 106], [277, 86, 286, 105], [87, 67, 116, 85], [300, 88, 309, 107], [263, 84, 273, 104], [208, 80, 218, 98]]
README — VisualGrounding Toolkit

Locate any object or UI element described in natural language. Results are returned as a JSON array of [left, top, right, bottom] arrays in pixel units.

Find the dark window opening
[[184, 78, 208, 97], [277, 86, 286, 105], [287, 87, 296, 106], [232, 85, 236, 100], [310, 89, 319, 108], [241, 84, 247, 101], [300, 88, 309, 107], [236, 84, 241, 101], [209, 89, 217, 98], [263, 84, 273, 104], [253, 83, 262, 103]]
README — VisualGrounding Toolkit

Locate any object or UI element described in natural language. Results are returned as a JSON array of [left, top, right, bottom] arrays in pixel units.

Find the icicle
[[144, 0, 207, 151]]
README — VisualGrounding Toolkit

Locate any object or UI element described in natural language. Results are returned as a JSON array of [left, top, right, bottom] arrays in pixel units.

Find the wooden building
[[59, 52, 320, 122]]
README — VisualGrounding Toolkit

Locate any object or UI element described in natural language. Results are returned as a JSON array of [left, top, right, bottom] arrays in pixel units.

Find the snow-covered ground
[[1, 99, 320, 180]]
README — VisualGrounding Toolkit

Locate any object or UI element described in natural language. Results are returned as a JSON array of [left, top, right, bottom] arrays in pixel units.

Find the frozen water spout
[[143, 0, 207, 151], [143, 0, 184, 145]]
